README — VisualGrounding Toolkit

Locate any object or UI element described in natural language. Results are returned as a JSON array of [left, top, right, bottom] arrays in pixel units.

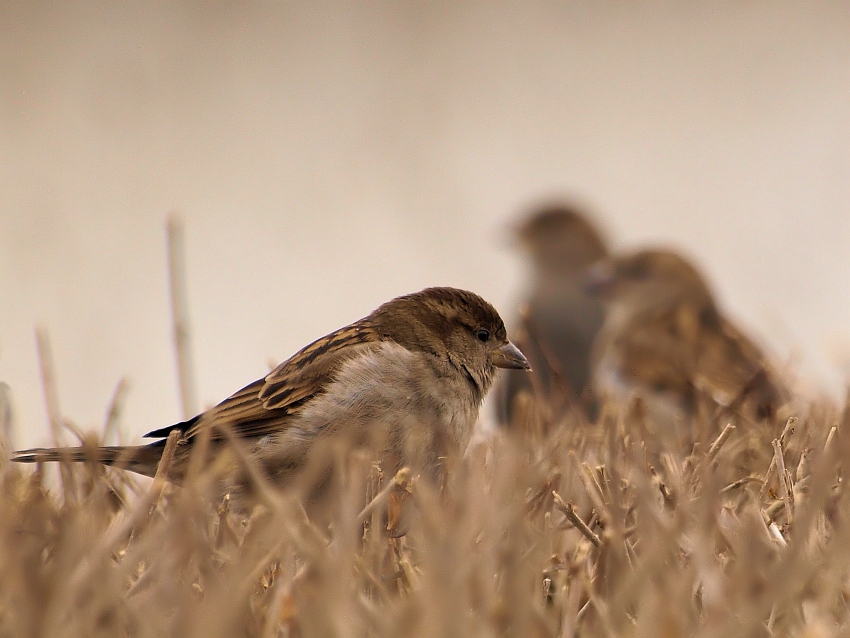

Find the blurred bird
[[585, 249, 787, 436], [13, 287, 529, 499], [495, 204, 609, 427]]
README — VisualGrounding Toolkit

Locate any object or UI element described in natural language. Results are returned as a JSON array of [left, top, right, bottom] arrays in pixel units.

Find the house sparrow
[[13, 287, 529, 500], [494, 205, 609, 427], [585, 249, 787, 436]]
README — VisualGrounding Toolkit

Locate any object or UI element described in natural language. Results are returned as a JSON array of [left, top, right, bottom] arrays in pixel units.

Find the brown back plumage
[[590, 249, 787, 425]]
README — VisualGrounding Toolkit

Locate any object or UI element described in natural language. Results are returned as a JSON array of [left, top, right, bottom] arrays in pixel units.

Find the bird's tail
[[11, 444, 164, 478]]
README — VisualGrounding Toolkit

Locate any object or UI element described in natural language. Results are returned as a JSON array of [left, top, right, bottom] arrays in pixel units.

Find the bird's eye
[[475, 328, 490, 342]]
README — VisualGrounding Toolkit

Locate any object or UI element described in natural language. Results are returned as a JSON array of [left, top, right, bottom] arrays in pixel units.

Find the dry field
[[2, 223, 848, 637], [1, 375, 849, 638]]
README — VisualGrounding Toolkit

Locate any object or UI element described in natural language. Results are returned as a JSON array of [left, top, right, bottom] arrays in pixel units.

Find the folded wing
[[145, 320, 382, 442]]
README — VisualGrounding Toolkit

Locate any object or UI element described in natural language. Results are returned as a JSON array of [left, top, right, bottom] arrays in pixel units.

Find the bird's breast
[[289, 342, 479, 468]]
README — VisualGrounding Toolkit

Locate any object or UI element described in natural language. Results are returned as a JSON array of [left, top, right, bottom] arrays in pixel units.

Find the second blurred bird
[[585, 248, 788, 440], [495, 204, 610, 429]]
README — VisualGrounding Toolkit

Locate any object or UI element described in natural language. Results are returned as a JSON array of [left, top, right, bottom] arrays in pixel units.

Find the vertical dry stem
[[34, 327, 74, 501], [0, 382, 13, 453], [35, 327, 64, 448], [102, 377, 130, 444], [167, 214, 198, 420], [771, 438, 794, 526]]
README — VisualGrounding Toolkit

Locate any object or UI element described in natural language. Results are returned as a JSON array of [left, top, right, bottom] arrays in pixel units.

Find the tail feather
[[11, 444, 164, 478]]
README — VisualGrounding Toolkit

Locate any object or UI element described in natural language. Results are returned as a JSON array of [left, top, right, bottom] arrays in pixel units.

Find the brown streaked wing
[[694, 316, 770, 406], [181, 378, 277, 440], [182, 319, 383, 441], [259, 320, 382, 409], [613, 311, 698, 399]]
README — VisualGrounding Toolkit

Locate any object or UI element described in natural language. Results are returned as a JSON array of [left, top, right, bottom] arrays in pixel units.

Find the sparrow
[[494, 204, 610, 427], [585, 248, 787, 435], [13, 287, 529, 499]]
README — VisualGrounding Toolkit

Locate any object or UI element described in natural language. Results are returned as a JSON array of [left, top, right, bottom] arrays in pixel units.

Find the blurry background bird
[[494, 204, 609, 430], [585, 249, 788, 444], [13, 287, 529, 505]]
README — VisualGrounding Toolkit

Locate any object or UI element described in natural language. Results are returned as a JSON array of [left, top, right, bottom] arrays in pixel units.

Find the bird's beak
[[492, 341, 531, 370], [583, 259, 617, 295]]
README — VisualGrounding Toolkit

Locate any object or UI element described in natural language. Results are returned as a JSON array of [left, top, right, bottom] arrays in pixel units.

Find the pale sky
[[2, 3, 849, 448]]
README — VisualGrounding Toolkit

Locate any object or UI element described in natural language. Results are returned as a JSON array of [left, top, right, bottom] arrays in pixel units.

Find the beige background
[[2, 3, 849, 448]]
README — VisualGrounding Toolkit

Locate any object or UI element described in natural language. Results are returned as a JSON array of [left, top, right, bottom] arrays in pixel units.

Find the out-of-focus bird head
[[513, 205, 609, 277], [371, 287, 530, 397], [585, 249, 715, 318]]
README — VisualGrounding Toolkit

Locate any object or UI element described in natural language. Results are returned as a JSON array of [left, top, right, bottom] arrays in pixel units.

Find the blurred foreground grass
[[1, 386, 849, 638]]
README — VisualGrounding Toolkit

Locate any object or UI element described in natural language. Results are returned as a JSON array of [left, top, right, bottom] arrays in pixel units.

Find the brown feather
[[177, 324, 382, 442], [259, 321, 380, 410], [591, 249, 787, 423]]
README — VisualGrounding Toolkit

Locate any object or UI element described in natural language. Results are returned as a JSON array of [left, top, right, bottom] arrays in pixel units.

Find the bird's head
[[585, 249, 715, 318], [372, 287, 530, 399], [513, 204, 609, 277]]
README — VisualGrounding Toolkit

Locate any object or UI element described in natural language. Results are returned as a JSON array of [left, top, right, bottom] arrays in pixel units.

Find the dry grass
[[2, 382, 850, 637], [5, 223, 850, 636]]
